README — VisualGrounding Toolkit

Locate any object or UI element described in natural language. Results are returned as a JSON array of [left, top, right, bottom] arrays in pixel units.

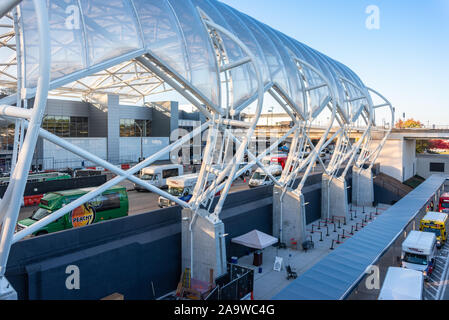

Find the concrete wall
[[107, 95, 152, 163], [119, 137, 170, 162], [403, 139, 417, 181], [417, 154, 449, 179], [151, 101, 178, 137], [372, 139, 403, 182], [34, 99, 97, 165], [5, 171, 391, 300], [88, 105, 108, 138], [45, 99, 90, 118], [372, 138, 416, 182], [42, 138, 107, 169], [6, 186, 274, 300]]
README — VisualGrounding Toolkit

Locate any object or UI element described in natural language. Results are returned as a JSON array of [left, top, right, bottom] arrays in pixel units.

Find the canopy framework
[[0, 0, 393, 297]]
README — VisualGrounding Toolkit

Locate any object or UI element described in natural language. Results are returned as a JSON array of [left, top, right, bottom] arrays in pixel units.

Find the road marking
[[435, 244, 449, 300]]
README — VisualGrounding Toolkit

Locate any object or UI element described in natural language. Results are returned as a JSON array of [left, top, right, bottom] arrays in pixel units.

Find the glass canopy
[[18, 0, 371, 121]]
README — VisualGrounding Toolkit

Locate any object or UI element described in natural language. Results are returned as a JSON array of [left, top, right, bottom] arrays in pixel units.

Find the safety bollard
[[326, 226, 330, 237], [343, 217, 347, 226], [363, 206, 366, 214], [317, 221, 321, 230], [350, 225, 354, 235], [365, 215, 368, 223], [330, 240, 335, 250], [324, 219, 328, 228], [350, 211, 354, 221], [320, 232, 323, 242], [333, 222, 337, 233], [355, 223, 359, 232], [337, 234, 341, 244], [338, 219, 341, 229], [342, 229, 346, 239]]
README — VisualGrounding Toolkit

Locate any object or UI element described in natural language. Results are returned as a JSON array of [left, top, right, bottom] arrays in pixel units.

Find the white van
[[378, 267, 423, 300], [248, 165, 283, 188], [158, 173, 214, 208], [134, 164, 183, 191], [402, 230, 437, 281], [238, 163, 253, 177]]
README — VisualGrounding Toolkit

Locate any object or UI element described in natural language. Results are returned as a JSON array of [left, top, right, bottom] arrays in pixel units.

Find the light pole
[[268, 106, 274, 126], [135, 121, 144, 163]]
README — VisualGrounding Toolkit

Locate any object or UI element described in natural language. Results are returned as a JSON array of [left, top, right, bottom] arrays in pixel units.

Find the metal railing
[[205, 264, 254, 301]]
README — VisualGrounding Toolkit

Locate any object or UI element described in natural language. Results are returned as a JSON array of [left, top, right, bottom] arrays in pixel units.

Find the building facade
[[0, 95, 206, 171]]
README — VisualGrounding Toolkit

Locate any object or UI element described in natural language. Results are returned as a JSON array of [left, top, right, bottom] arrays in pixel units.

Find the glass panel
[[79, 0, 142, 66], [262, 25, 303, 113], [239, 14, 290, 99], [327, 58, 364, 121], [119, 119, 151, 137], [192, 0, 256, 110], [132, 0, 189, 80], [290, 41, 326, 117], [167, 0, 220, 107], [215, 2, 270, 86], [21, 0, 86, 88], [307, 47, 347, 113]]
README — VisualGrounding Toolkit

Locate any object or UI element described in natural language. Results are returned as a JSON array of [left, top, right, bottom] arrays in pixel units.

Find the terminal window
[[430, 162, 445, 173], [0, 123, 15, 151], [42, 116, 88, 137], [120, 119, 151, 137]]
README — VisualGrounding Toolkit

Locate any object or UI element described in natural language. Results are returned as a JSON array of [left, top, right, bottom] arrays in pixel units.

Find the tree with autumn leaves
[[416, 139, 449, 154], [395, 118, 423, 129]]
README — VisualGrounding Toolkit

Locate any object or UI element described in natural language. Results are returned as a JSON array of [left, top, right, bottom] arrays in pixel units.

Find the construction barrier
[[23, 194, 44, 207]]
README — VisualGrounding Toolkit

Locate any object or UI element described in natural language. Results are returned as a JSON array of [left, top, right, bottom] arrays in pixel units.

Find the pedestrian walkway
[[235, 204, 390, 300]]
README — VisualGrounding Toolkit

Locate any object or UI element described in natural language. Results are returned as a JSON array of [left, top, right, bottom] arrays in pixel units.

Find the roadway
[[17, 176, 251, 222], [427, 242, 449, 300]]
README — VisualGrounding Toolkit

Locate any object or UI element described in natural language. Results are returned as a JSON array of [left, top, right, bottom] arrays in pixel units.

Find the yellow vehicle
[[420, 212, 448, 249]]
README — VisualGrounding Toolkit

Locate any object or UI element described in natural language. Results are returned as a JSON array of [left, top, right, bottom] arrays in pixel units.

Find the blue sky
[[221, 0, 449, 126]]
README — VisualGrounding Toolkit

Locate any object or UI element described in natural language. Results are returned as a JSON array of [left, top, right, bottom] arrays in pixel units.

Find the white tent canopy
[[231, 230, 278, 250]]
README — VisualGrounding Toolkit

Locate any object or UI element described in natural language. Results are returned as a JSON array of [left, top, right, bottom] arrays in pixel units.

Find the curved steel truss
[[0, 0, 394, 296]]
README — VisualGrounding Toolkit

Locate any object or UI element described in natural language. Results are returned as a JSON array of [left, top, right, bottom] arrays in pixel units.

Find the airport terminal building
[[0, 96, 205, 170]]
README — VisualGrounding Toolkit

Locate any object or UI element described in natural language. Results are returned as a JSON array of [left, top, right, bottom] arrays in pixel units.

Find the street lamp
[[135, 121, 144, 163], [268, 106, 274, 126]]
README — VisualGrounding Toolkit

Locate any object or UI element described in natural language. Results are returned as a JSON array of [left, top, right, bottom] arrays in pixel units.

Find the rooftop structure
[[0, 0, 394, 298]]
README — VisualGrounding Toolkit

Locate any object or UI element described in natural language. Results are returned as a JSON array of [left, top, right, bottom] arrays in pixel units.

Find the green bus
[[17, 186, 129, 236]]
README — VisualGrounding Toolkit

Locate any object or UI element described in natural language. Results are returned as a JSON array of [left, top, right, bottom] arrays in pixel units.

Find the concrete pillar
[[182, 209, 227, 283], [352, 167, 374, 207], [321, 173, 349, 221], [273, 186, 307, 248], [107, 94, 120, 164]]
